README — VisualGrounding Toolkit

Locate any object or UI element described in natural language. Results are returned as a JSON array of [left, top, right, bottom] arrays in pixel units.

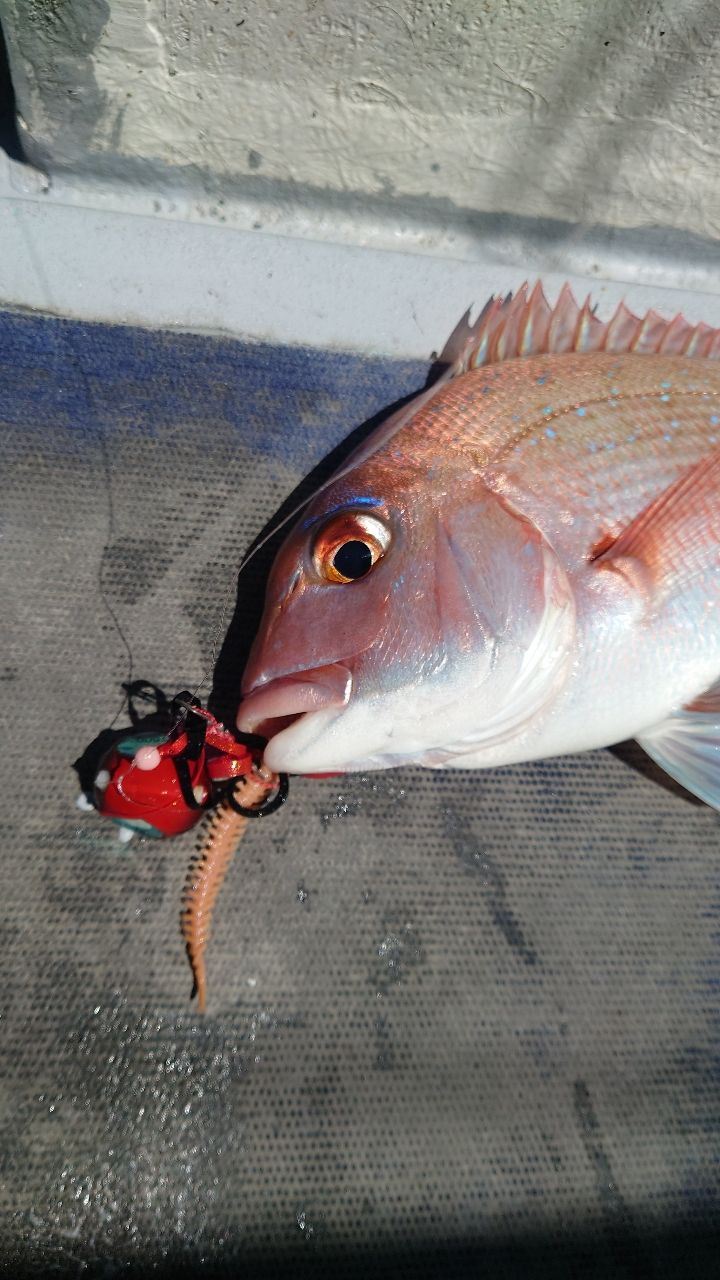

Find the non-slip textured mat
[[1, 310, 718, 1278]]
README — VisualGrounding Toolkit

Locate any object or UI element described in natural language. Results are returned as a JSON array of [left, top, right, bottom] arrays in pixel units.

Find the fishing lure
[[182, 764, 278, 1013], [78, 683, 287, 1009]]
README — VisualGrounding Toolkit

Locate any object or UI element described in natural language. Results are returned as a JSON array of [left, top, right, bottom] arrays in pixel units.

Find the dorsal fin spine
[[450, 282, 720, 373]]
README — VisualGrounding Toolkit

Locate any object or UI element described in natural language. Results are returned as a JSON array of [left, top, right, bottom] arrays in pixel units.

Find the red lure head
[[92, 690, 256, 839]]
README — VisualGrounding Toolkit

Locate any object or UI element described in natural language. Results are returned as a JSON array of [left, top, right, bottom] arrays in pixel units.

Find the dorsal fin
[[439, 281, 720, 374]]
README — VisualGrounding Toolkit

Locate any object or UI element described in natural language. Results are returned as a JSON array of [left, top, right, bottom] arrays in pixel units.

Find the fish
[[237, 282, 720, 811]]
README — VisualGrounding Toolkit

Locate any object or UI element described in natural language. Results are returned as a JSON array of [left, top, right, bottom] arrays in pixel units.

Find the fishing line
[[55, 321, 257, 738], [56, 318, 319, 745], [58, 327, 136, 730], [10, 199, 141, 734], [96, 425, 136, 728]]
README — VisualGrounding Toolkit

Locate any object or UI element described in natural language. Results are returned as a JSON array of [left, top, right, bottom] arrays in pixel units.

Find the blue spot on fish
[[545, 426, 556, 439], [660, 393, 670, 402], [663, 433, 672, 442], [661, 380, 672, 389], [576, 407, 587, 417], [611, 387, 620, 396], [536, 376, 547, 385], [711, 415, 719, 425], [671, 419, 680, 428], [542, 406, 553, 414], [605, 442, 615, 451]]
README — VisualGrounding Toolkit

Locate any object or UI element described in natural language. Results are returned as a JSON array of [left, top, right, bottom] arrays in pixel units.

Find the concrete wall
[[3, 0, 720, 248]]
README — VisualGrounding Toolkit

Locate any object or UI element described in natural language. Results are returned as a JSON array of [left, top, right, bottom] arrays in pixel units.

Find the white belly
[[445, 565, 720, 769]]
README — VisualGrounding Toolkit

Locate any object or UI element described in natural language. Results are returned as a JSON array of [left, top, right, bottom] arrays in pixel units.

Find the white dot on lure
[[135, 745, 161, 771], [95, 769, 111, 790]]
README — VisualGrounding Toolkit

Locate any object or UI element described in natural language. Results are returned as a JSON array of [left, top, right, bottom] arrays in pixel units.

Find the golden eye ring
[[313, 511, 391, 584]]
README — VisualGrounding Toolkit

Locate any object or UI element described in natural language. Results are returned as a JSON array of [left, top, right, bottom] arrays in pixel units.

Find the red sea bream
[[238, 284, 720, 810]]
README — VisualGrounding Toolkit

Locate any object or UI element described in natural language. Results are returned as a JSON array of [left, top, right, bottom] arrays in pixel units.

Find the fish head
[[238, 449, 574, 773]]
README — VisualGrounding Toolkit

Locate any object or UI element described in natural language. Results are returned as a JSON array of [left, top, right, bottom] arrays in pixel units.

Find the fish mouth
[[237, 662, 353, 742]]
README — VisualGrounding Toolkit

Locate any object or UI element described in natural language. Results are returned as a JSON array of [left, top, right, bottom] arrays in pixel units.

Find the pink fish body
[[238, 284, 720, 809]]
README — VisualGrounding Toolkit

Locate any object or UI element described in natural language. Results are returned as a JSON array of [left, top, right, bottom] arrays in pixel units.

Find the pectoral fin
[[637, 679, 720, 810], [594, 449, 720, 601]]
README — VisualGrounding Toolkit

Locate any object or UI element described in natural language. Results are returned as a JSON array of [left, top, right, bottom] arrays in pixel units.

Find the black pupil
[[332, 540, 373, 580]]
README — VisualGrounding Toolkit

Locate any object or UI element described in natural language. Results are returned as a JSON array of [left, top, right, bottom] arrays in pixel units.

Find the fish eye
[[313, 511, 390, 584]]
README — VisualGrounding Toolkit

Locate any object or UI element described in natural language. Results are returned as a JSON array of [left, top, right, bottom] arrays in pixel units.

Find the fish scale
[[396, 353, 720, 563]]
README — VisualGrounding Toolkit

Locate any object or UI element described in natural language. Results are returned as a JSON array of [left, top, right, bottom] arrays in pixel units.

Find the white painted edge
[[1, 151, 720, 360]]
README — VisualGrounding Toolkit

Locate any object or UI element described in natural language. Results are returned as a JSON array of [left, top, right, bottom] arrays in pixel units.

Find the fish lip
[[236, 663, 353, 738]]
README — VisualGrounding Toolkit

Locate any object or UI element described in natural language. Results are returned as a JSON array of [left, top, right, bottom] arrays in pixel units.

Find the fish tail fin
[[446, 282, 720, 372]]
